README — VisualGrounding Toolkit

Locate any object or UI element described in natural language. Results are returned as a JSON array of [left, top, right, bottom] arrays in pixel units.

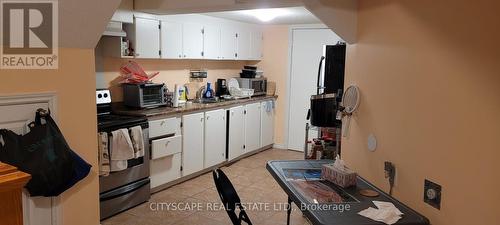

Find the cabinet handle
[[206, 116, 210, 120], [184, 55, 187, 58], [200, 118, 204, 122], [160, 121, 166, 126], [165, 141, 170, 147], [178, 54, 182, 58]]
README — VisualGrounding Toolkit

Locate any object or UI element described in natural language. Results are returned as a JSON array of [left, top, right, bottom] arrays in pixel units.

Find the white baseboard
[[273, 143, 287, 149]]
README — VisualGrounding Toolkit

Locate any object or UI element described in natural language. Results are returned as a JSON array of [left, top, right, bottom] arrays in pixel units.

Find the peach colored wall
[[97, 57, 250, 102], [343, 1, 500, 225], [256, 25, 290, 146], [0, 48, 100, 225]]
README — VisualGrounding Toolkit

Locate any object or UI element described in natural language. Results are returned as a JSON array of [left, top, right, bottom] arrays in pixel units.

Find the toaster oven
[[123, 83, 167, 108]]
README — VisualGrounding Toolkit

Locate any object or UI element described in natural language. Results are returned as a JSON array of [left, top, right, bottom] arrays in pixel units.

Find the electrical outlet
[[424, 179, 442, 210]]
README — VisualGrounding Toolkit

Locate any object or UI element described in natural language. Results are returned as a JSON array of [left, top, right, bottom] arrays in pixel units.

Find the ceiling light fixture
[[241, 8, 290, 22]]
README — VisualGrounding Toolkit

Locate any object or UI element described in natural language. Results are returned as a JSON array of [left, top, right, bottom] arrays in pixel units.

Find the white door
[[251, 30, 263, 60], [160, 21, 183, 59], [236, 29, 251, 60], [203, 24, 220, 60], [182, 23, 204, 59], [134, 17, 160, 58], [182, 112, 204, 176], [0, 94, 58, 225], [260, 100, 275, 147], [287, 28, 341, 151], [204, 109, 226, 168], [228, 106, 244, 160], [220, 27, 237, 60], [244, 103, 261, 152]]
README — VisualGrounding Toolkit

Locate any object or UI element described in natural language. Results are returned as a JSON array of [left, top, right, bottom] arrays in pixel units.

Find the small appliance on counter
[[123, 83, 167, 108], [216, 79, 229, 97], [235, 77, 267, 96]]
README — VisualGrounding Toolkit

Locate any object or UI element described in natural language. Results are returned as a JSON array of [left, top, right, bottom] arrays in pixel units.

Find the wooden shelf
[[0, 163, 31, 225]]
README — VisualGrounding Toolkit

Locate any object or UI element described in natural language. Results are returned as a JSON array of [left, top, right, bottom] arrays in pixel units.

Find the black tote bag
[[0, 110, 91, 197]]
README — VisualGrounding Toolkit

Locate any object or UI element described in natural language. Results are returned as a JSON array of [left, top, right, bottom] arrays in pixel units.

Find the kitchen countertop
[[112, 95, 277, 118]]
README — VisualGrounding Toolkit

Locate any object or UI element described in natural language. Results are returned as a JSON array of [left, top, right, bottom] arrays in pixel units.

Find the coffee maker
[[216, 79, 229, 96]]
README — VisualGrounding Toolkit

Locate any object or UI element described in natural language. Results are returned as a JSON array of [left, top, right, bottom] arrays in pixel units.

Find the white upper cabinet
[[220, 27, 237, 60], [106, 13, 262, 61], [131, 17, 160, 58], [182, 23, 204, 59], [251, 30, 263, 60], [203, 24, 221, 60], [160, 21, 183, 59], [237, 29, 252, 60]]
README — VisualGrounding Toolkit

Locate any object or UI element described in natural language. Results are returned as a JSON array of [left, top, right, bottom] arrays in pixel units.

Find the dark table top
[[266, 160, 430, 225]]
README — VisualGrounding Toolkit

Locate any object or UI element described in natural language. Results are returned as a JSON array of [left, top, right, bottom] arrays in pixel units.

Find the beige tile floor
[[102, 148, 311, 225]]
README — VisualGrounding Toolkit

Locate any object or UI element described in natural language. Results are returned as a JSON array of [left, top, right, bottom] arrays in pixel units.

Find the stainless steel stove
[[96, 89, 150, 220]]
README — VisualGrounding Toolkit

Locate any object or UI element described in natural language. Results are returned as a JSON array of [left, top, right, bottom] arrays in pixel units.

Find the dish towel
[[358, 201, 403, 225], [129, 126, 145, 158], [110, 129, 135, 172], [97, 132, 110, 176]]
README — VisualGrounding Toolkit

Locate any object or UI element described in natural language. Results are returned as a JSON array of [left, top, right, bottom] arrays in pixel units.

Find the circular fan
[[341, 85, 360, 137]]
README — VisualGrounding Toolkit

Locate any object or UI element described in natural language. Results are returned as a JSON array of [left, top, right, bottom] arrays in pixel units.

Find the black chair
[[213, 169, 253, 225]]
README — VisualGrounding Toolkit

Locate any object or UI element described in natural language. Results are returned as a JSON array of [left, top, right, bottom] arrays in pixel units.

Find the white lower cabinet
[[260, 100, 275, 147], [182, 112, 205, 176], [204, 109, 227, 168], [228, 106, 245, 160], [149, 100, 274, 188], [150, 153, 181, 188], [149, 117, 182, 188], [245, 103, 261, 152]]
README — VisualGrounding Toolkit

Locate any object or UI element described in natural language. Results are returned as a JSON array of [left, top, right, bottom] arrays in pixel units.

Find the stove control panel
[[96, 89, 111, 105]]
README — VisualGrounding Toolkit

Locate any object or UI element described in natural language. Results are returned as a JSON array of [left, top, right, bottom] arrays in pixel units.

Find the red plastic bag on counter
[[119, 61, 159, 84]]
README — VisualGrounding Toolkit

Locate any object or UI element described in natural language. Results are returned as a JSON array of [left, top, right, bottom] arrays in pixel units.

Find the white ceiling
[[201, 7, 321, 25]]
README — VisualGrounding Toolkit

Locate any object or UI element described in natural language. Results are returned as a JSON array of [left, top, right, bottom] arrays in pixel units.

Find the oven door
[[99, 127, 150, 193]]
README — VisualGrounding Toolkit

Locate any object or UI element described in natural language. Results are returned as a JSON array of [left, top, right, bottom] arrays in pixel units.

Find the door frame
[[0, 92, 61, 225], [284, 24, 329, 151]]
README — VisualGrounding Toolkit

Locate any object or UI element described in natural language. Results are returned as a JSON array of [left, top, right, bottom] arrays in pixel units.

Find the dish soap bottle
[[203, 82, 215, 99]]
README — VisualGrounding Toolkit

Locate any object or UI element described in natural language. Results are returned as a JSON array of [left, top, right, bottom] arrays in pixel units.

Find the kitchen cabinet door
[[160, 21, 183, 59], [134, 17, 160, 58], [228, 106, 245, 160], [251, 30, 263, 60], [183, 22, 204, 59], [261, 100, 275, 147], [204, 109, 226, 168], [150, 153, 181, 188], [182, 112, 205, 176], [220, 27, 237, 60], [245, 102, 261, 152], [203, 24, 221, 60], [237, 29, 252, 60]]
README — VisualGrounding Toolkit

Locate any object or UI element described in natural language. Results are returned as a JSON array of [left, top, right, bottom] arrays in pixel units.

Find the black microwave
[[123, 83, 167, 108]]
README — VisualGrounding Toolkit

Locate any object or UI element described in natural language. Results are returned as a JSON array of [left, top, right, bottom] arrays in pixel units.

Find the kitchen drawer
[[149, 117, 181, 138], [150, 153, 181, 188], [151, 135, 182, 159]]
